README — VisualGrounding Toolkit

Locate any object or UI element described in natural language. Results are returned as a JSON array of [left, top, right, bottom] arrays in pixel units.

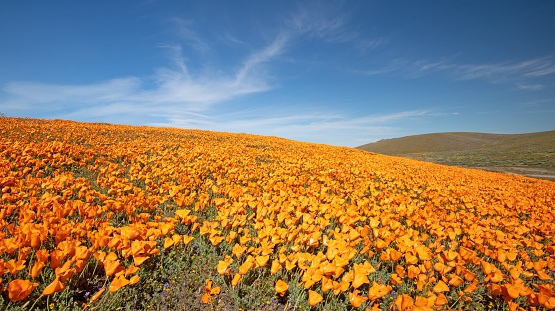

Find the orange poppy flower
[[352, 268, 370, 288], [505, 251, 518, 262], [217, 257, 233, 275], [415, 246, 431, 261], [317, 259, 332, 274], [201, 279, 220, 303], [537, 270, 553, 281], [285, 260, 296, 271], [308, 290, 323, 306], [94, 250, 106, 264], [334, 266, 345, 279], [30, 261, 45, 279], [133, 255, 150, 266], [464, 279, 479, 293], [125, 264, 140, 276], [106, 252, 118, 261], [238, 259, 254, 275], [55, 260, 76, 283], [394, 294, 414, 311], [503, 283, 520, 300], [159, 222, 174, 236], [191, 223, 200, 233], [74, 246, 90, 261], [434, 293, 448, 306], [8, 279, 38, 302], [448, 274, 464, 287], [90, 288, 105, 302], [35, 249, 49, 263], [172, 234, 182, 246], [367, 282, 392, 301], [108, 237, 122, 249], [389, 249, 403, 261], [407, 265, 420, 279], [5, 259, 26, 275], [481, 260, 494, 275], [395, 264, 406, 278], [405, 252, 418, 265], [209, 235, 225, 246], [375, 239, 388, 251], [433, 280, 450, 293], [109, 275, 130, 293], [275, 280, 289, 296], [349, 289, 368, 308], [232, 244, 247, 259], [390, 273, 402, 285], [330, 280, 348, 296], [414, 296, 429, 308], [231, 274, 241, 286], [182, 235, 195, 245], [174, 208, 191, 219], [43, 276, 66, 296], [270, 260, 282, 274], [104, 259, 122, 276], [255, 255, 269, 268], [321, 276, 333, 293], [463, 269, 476, 282], [129, 275, 140, 285], [163, 237, 174, 249]]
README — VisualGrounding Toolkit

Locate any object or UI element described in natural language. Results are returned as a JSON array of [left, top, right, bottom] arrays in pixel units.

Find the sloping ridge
[[356, 131, 555, 155]]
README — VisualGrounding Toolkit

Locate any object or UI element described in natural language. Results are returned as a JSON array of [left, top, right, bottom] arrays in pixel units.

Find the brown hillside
[[356, 130, 555, 181], [357, 131, 555, 154]]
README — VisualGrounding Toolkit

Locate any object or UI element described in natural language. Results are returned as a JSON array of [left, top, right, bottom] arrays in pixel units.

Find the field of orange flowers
[[0, 117, 554, 310]]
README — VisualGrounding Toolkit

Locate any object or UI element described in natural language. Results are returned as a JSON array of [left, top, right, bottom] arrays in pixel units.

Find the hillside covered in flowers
[[0, 117, 554, 310]]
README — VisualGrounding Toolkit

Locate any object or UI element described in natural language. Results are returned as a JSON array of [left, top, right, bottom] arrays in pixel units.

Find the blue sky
[[1, 1, 554, 147]]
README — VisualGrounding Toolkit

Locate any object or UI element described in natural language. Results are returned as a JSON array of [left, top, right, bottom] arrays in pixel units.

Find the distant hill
[[356, 131, 555, 154], [356, 131, 555, 181]]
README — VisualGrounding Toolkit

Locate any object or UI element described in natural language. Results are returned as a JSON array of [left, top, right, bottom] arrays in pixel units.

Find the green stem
[[29, 294, 43, 310], [27, 248, 37, 271], [41, 268, 46, 283], [91, 258, 99, 276], [78, 260, 91, 279], [448, 292, 463, 310], [102, 275, 109, 291]]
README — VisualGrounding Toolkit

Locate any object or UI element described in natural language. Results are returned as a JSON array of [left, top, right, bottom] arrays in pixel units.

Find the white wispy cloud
[[354, 38, 386, 53], [453, 56, 555, 82], [518, 84, 545, 91], [359, 55, 555, 86], [285, 2, 382, 50], [354, 58, 451, 78], [1, 78, 141, 111], [286, 3, 347, 38], [172, 18, 211, 53], [149, 109, 437, 147], [2, 3, 374, 117], [235, 34, 289, 86], [2, 28, 287, 115], [221, 31, 248, 46]]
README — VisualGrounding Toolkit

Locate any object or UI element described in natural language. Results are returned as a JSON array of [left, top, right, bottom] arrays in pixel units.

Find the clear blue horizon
[[1, 1, 554, 147]]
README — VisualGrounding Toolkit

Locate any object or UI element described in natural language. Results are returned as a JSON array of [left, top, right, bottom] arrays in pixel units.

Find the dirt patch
[[460, 166, 555, 182]]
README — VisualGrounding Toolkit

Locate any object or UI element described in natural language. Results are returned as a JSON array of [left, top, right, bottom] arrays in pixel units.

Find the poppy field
[[0, 117, 554, 310]]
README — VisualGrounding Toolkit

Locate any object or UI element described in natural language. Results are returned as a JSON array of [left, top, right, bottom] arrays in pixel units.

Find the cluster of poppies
[[0, 118, 554, 310]]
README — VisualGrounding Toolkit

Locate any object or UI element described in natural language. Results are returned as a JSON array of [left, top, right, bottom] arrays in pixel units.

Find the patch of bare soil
[[460, 166, 555, 181]]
